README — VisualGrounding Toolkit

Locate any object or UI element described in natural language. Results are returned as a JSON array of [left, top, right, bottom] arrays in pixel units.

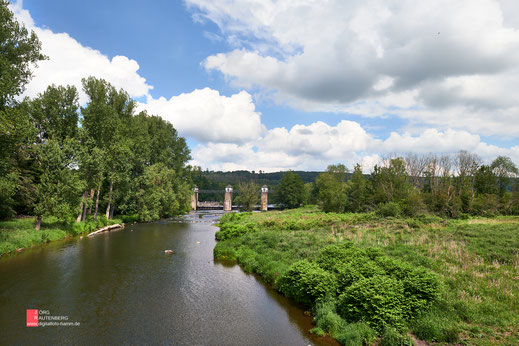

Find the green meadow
[[214, 207, 519, 345]]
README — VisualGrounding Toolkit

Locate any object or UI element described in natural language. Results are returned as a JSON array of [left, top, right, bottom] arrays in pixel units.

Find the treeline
[[0, 2, 191, 227], [313, 152, 519, 217]]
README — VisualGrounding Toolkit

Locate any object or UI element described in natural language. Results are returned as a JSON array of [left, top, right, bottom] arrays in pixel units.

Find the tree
[[0, 0, 46, 108], [370, 158, 411, 204], [235, 181, 260, 212], [0, 1, 44, 219], [34, 139, 82, 229], [30, 85, 79, 144], [474, 165, 497, 195], [347, 164, 368, 212], [277, 171, 305, 209], [490, 156, 518, 195], [316, 164, 348, 213]]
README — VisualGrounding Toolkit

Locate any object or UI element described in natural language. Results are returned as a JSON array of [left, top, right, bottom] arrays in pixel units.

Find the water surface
[[0, 211, 333, 345]]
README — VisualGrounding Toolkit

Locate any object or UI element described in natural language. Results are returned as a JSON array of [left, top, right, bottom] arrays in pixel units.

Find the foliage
[[379, 327, 414, 346], [276, 171, 305, 208], [0, 0, 46, 107], [235, 181, 259, 211], [278, 260, 337, 306], [316, 164, 348, 212], [213, 208, 519, 344]]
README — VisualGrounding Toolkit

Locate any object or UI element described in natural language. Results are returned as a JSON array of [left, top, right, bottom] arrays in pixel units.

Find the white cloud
[[189, 0, 519, 136], [191, 122, 519, 172], [138, 88, 265, 144], [10, 2, 152, 104]]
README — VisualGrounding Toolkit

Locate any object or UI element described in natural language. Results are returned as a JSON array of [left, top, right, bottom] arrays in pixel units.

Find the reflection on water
[[0, 211, 335, 345]]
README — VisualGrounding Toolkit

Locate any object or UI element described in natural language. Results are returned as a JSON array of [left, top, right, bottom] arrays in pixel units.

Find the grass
[[0, 215, 123, 256], [214, 206, 519, 345]]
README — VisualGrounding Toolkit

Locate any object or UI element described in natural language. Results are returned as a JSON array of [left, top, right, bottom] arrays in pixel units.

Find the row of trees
[[0, 2, 191, 227], [314, 152, 519, 217]]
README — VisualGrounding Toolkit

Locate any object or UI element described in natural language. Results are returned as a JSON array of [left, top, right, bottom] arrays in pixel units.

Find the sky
[[9, 0, 519, 172]]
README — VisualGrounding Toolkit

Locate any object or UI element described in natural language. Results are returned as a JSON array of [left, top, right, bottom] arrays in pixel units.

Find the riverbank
[[213, 206, 519, 345], [0, 215, 134, 256]]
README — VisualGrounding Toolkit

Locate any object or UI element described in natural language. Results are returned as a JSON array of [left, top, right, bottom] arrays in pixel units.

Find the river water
[[0, 211, 333, 345]]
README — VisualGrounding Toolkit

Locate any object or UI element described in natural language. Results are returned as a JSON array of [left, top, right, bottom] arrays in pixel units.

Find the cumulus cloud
[[189, 0, 519, 136], [10, 2, 152, 104], [190, 120, 519, 172], [138, 88, 265, 144]]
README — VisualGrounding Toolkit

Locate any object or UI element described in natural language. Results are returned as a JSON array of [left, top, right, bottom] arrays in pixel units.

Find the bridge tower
[[261, 185, 268, 211], [191, 186, 198, 210], [224, 185, 233, 212]]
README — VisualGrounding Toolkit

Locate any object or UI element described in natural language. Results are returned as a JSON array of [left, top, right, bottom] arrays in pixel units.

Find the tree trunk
[[109, 202, 115, 219], [94, 183, 101, 221], [88, 188, 94, 214], [76, 190, 88, 222], [105, 180, 113, 219], [82, 190, 88, 222], [35, 216, 41, 230]]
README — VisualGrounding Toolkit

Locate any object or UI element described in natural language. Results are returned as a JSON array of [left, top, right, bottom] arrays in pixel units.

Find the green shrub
[[313, 299, 345, 336], [213, 243, 237, 261], [316, 241, 360, 271], [338, 275, 406, 332], [278, 260, 338, 307], [379, 327, 414, 346], [402, 268, 441, 317], [336, 322, 378, 346], [377, 202, 402, 217]]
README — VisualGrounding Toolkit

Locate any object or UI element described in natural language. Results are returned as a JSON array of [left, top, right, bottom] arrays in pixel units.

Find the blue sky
[[12, 0, 519, 171]]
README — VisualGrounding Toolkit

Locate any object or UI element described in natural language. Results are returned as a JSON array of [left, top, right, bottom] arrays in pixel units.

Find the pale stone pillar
[[261, 185, 268, 211], [224, 185, 233, 211], [191, 186, 198, 210]]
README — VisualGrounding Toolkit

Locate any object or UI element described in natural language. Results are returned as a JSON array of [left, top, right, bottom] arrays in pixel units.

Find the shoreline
[[0, 217, 126, 257]]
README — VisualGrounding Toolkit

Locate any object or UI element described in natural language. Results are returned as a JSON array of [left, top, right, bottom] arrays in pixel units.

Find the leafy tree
[[0, 1, 44, 219], [347, 164, 368, 212], [370, 158, 411, 205], [316, 164, 348, 212], [30, 85, 79, 144], [0, 0, 46, 108], [34, 139, 83, 229], [490, 156, 518, 195], [235, 181, 259, 211], [277, 171, 305, 208], [474, 165, 498, 195]]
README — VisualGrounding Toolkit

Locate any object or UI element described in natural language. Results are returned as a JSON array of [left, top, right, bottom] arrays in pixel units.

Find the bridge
[[190, 185, 269, 211]]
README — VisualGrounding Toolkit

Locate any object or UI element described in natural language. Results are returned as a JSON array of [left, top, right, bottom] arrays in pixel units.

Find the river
[[0, 211, 334, 345]]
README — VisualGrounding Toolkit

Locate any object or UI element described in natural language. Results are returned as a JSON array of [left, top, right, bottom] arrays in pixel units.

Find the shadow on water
[[0, 211, 338, 345]]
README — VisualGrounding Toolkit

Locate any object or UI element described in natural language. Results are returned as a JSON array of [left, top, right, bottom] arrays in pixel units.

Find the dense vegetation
[[214, 208, 519, 345], [0, 1, 191, 249]]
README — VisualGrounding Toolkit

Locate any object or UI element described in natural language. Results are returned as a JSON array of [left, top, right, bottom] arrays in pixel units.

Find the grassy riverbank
[[0, 215, 133, 256], [214, 206, 519, 345]]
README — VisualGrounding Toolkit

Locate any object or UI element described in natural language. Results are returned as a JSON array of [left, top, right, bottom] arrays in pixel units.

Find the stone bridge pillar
[[191, 186, 198, 210], [261, 185, 268, 211], [224, 185, 233, 212]]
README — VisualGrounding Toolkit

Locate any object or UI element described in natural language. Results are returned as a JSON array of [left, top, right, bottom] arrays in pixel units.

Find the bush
[[215, 222, 258, 241], [402, 268, 441, 317], [377, 202, 402, 217], [278, 260, 338, 307], [213, 243, 237, 261], [338, 275, 406, 332], [336, 322, 378, 346], [379, 327, 414, 346]]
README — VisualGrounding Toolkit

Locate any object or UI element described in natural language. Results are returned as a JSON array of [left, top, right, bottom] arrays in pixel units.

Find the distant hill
[[200, 170, 323, 186]]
